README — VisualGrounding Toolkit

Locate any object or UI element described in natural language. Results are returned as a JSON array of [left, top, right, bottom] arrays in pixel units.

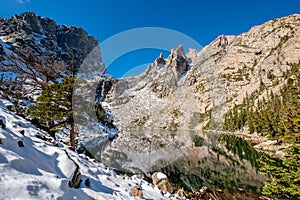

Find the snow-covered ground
[[0, 99, 169, 200]]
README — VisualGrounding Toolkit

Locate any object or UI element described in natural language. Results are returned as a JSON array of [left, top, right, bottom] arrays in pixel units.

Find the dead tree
[[0, 48, 66, 94]]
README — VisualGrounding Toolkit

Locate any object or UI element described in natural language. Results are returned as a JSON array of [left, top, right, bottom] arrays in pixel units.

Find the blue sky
[[0, 0, 299, 77]]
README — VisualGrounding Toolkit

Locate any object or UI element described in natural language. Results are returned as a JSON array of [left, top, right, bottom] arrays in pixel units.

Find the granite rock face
[[0, 12, 98, 71], [166, 44, 190, 79]]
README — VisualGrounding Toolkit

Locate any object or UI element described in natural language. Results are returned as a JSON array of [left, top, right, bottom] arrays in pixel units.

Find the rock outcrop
[[152, 172, 173, 194], [154, 52, 166, 65], [166, 44, 190, 78], [96, 78, 118, 102], [129, 185, 143, 198], [149, 45, 190, 98], [0, 12, 98, 71]]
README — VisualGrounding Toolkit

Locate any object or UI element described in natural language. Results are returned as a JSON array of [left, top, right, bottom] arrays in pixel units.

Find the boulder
[[0, 119, 6, 129], [175, 188, 185, 199], [18, 140, 24, 147], [152, 172, 167, 185], [151, 172, 173, 194], [129, 185, 143, 198], [275, 150, 285, 158], [84, 178, 91, 187], [19, 130, 25, 136]]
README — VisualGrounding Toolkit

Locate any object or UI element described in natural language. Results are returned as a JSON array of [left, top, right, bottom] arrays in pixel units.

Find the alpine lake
[[85, 130, 265, 199]]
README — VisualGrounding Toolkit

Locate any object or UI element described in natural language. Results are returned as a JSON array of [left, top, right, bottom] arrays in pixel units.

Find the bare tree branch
[[0, 47, 66, 93]]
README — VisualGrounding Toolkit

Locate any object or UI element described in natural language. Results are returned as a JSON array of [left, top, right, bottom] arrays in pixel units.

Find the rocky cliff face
[[0, 12, 98, 70], [97, 14, 300, 131]]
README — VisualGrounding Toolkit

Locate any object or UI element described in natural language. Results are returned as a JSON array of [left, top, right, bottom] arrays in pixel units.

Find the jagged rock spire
[[166, 44, 189, 78], [154, 52, 166, 65], [171, 44, 186, 59]]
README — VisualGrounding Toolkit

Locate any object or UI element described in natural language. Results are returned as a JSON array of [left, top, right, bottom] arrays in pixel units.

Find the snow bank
[[0, 99, 169, 200]]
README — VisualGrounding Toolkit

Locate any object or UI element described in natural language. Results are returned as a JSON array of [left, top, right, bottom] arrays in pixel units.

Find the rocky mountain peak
[[168, 44, 186, 59], [186, 48, 200, 64], [18, 12, 48, 35], [0, 12, 99, 71], [166, 44, 189, 78], [154, 52, 166, 65]]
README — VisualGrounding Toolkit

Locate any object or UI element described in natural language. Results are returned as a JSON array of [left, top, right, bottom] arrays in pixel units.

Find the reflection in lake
[[85, 130, 265, 197]]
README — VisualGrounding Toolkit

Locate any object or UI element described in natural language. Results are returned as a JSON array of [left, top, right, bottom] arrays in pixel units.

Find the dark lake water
[[85, 130, 265, 198]]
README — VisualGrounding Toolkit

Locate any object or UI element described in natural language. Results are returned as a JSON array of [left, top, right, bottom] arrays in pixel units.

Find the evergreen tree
[[29, 76, 76, 146]]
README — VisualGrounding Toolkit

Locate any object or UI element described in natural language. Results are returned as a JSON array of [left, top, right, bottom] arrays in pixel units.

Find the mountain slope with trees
[[224, 62, 300, 199]]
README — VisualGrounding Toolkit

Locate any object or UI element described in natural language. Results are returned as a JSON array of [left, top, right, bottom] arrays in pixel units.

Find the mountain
[[0, 12, 109, 141], [0, 12, 100, 73], [96, 14, 300, 132], [90, 15, 300, 180], [2, 12, 299, 134]]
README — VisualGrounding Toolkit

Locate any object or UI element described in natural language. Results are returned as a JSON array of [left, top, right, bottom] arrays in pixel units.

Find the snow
[[0, 99, 170, 200], [0, 37, 14, 57], [156, 172, 167, 180], [101, 101, 111, 110]]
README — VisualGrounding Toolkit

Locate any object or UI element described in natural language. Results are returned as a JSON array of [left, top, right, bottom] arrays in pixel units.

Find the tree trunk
[[70, 121, 75, 147], [46, 120, 55, 138]]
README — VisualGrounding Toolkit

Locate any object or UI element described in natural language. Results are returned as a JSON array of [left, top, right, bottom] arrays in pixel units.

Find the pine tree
[[29, 76, 75, 146]]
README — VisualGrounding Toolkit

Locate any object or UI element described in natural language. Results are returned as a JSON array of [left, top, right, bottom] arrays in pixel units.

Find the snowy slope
[[0, 99, 168, 200]]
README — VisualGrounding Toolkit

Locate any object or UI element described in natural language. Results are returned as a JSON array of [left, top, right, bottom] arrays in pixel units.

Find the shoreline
[[233, 131, 288, 158]]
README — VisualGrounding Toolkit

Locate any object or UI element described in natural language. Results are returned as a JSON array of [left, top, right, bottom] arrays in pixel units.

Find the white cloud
[[17, 0, 30, 4]]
